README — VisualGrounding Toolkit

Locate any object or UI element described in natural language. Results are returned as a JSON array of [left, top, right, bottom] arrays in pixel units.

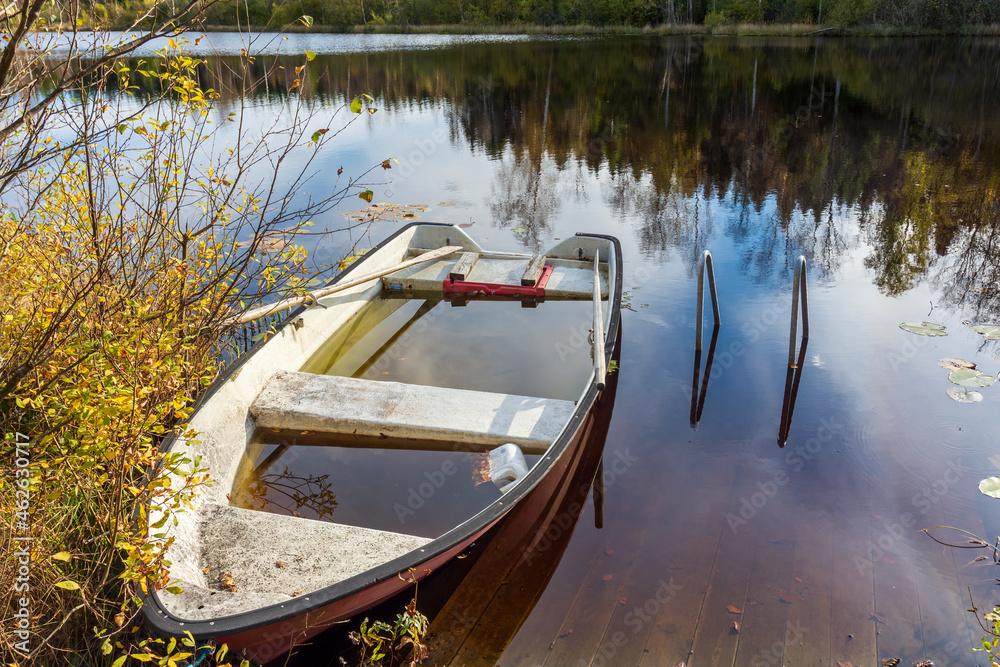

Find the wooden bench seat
[[249, 372, 576, 455]]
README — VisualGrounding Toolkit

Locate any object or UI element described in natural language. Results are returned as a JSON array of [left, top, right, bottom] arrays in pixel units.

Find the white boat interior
[[151, 225, 618, 622]]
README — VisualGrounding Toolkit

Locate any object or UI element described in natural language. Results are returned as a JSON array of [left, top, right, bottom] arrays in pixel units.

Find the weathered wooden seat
[[159, 504, 431, 620], [381, 254, 607, 298], [249, 372, 575, 454]]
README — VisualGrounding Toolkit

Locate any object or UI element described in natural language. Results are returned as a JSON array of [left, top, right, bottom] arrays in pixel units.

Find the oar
[[227, 245, 463, 326], [592, 250, 607, 390]]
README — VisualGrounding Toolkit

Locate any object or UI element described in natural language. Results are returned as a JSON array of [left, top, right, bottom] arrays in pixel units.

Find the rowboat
[[142, 222, 622, 664]]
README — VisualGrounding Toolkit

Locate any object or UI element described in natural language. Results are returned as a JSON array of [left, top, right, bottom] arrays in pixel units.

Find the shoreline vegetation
[[204, 22, 1000, 36]]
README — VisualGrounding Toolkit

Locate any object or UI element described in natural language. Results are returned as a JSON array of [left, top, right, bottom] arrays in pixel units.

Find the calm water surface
[[142, 34, 1000, 665]]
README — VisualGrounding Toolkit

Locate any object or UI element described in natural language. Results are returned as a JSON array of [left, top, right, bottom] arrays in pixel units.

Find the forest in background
[[76, 0, 1000, 34]]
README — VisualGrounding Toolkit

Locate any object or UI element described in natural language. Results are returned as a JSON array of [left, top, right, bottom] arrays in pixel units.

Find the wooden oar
[[592, 250, 607, 390], [227, 245, 463, 326]]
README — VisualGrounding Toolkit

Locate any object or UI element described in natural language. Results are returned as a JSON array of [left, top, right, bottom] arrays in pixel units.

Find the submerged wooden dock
[[425, 416, 989, 666]]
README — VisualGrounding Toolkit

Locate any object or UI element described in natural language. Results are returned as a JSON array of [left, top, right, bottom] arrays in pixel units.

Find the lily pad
[[971, 325, 1000, 340], [948, 368, 996, 387], [980, 477, 1000, 498], [899, 321, 947, 336], [947, 386, 984, 403], [939, 357, 976, 371]]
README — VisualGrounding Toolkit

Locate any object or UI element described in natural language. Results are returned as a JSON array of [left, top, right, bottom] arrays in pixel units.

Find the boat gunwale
[[140, 225, 623, 641]]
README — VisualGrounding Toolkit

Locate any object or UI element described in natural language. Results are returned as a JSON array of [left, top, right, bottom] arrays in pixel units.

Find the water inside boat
[[233, 294, 594, 538]]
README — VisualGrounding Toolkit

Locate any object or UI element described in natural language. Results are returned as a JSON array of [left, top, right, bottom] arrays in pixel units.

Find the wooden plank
[[601, 452, 738, 666], [868, 481, 926, 666], [781, 510, 833, 667], [683, 460, 763, 667], [540, 490, 654, 666], [828, 509, 878, 667], [732, 506, 797, 667], [228, 244, 463, 325], [912, 486, 980, 665], [521, 254, 547, 286], [449, 251, 479, 281]]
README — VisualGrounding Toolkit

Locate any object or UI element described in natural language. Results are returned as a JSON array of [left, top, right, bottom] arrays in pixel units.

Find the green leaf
[[980, 477, 1000, 498], [52, 551, 72, 562], [511, 227, 526, 233], [899, 321, 947, 336], [948, 368, 995, 387], [305, 51, 316, 61], [300, 14, 313, 26], [350, 98, 362, 114], [116, 124, 128, 134], [55, 580, 81, 590], [217, 644, 229, 661], [947, 386, 983, 403], [311, 131, 321, 143], [112, 657, 127, 667], [358, 190, 374, 203], [971, 324, 1000, 340]]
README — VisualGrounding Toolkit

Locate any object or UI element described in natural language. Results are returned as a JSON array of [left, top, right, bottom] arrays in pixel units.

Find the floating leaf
[[438, 201, 457, 206], [511, 227, 527, 233], [939, 357, 976, 371], [947, 386, 983, 403], [350, 98, 362, 114], [899, 321, 947, 336], [948, 368, 995, 387], [980, 477, 1000, 499], [971, 324, 1000, 340], [727, 605, 742, 614]]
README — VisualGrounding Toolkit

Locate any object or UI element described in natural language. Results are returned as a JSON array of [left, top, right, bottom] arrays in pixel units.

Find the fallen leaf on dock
[[276, 561, 285, 568], [727, 605, 742, 614], [779, 594, 793, 604], [870, 612, 887, 624], [601, 574, 613, 581], [220, 572, 238, 592], [605, 548, 615, 555], [794, 576, 803, 583]]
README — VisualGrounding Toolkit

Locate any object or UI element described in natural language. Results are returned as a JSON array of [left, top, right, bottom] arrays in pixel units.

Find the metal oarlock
[[788, 256, 809, 367], [695, 250, 721, 351]]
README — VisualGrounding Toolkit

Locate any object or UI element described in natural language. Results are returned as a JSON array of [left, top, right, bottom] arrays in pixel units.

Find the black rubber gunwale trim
[[142, 228, 622, 641]]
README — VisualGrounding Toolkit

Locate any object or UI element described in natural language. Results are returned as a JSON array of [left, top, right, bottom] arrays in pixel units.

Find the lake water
[[131, 34, 1000, 665]]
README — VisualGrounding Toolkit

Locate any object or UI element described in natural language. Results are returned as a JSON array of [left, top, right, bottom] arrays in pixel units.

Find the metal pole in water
[[788, 256, 809, 366], [706, 250, 721, 327], [696, 254, 705, 351], [696, 250, 721, 352], [799, 256, 810, 340]]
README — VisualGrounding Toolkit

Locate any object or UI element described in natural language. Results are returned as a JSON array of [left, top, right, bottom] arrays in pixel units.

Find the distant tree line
[[189, 0, 1000, 30]]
